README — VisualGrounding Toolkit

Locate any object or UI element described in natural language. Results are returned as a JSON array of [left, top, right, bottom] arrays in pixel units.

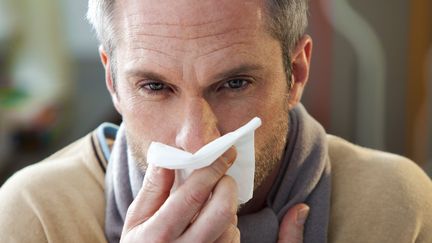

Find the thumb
[[277, 203, 310, 243]]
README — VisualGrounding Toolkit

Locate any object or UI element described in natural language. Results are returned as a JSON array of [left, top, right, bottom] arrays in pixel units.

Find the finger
[[152, 147, 237, 239], [278, 203, 309, 243], [215, 215, 240, 243], [181, 175, 238, 242], [123, 165, 174, 230], [215, 223, 241, 243]]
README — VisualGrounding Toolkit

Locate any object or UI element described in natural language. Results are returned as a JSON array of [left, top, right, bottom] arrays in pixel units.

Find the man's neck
[[237, 161, 282, 215]]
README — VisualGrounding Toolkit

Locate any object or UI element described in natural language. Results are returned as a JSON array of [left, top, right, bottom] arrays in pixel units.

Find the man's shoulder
[[326, 135, 432, 243], [326, 134, 425, 179], [0, 132, 107, 242], [326, 134, 431, 189], [2, 132, 105, 192]]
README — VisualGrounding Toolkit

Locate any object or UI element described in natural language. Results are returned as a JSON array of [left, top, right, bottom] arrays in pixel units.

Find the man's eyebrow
[[125, 69, 169, 82], [212, 64, 263, 80], [124, 64, 263, 82]]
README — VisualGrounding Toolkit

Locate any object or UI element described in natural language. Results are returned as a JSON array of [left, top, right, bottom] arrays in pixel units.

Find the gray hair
[[87, 0, 117, 57], [87, 0, 309, 87]]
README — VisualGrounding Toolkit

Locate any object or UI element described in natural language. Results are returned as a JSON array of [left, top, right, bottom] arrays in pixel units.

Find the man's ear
[[99, 45, 122, 115], [287, 35, 313, 109]]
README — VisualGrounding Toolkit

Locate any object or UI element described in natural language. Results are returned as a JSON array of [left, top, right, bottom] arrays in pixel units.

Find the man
[[1, 0, 432, 242]]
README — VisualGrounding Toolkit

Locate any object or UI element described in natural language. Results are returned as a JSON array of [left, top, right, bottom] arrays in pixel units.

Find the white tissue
[[147, 117, 262, 204]]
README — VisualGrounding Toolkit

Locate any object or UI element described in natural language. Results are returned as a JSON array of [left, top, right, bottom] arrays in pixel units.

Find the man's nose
[[175, 98, 220, 153]]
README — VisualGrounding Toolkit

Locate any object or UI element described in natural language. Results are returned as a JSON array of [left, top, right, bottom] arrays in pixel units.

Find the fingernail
[[296, 207, 309, 226], [226, 147, 237, 165], [227, 156, 235, 166]]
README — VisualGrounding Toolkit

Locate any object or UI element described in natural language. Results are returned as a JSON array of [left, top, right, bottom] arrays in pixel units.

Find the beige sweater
[[0, 131, 431, 242]]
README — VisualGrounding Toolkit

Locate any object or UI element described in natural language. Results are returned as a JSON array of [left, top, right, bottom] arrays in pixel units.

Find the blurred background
[[0, 0, 431, 184]]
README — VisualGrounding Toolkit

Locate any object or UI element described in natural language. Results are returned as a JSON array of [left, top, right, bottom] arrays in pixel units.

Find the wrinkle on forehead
[[118, 0, 264, 40], [117, 0, 267, 61], [128, 26, 250, 41], [119, 0, 263, 27]]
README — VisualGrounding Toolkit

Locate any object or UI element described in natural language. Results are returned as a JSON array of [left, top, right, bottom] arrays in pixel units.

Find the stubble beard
[[252, 103, 289, 192], [126, 130, 149, 171]]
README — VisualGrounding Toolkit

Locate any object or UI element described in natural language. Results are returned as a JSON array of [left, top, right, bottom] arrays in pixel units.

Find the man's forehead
[[117, 0, 265, 30], [114, 0, 274, 65]]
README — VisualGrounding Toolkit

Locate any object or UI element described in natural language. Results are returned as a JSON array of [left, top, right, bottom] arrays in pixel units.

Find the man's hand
[[120, 148, 240, 243], [278, 203, 310, 243], [120, 145, 309, 243]]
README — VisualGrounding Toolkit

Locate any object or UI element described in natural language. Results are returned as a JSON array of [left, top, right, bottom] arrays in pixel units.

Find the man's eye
[[144, 82, 166, 91], [222, 79, 249, 90], [138, 81, 172, 97]]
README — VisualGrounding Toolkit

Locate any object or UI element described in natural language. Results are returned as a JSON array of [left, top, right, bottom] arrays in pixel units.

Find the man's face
[[109, 0, 293, 190]]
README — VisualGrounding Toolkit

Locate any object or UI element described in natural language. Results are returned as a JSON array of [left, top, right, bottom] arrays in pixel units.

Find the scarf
[[105, 104, 331, 243]]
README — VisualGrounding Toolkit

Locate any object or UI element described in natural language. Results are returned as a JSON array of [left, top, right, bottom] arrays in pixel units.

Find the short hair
[[87, 0, 309, 88]]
